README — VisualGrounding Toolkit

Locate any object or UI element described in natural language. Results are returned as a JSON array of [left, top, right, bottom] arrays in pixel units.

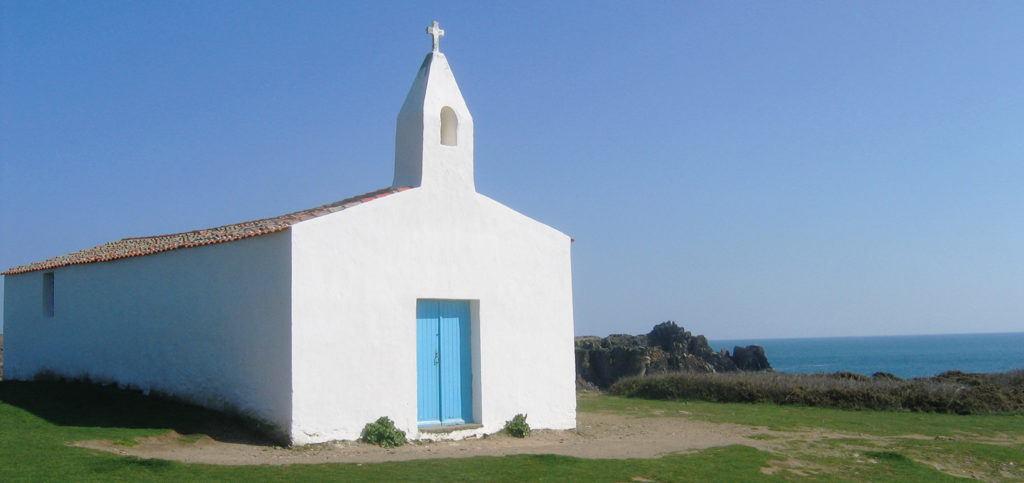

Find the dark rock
[[647, 321, 687, 352], [708, 350, 739, 372], [645, 347, 671, 375], [575, 333, 648, 388], [609, 344, 648, 380], [732, 345, 772, 371], [605, 333, 645, 349], [675, 354, 715, 373], [575, 322, 773, 388]]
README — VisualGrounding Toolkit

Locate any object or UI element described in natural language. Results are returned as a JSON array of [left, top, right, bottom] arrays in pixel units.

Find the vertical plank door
[[417, 299, 473, 427], [417, 300, 441, 427], [439, 300, 473, 425]]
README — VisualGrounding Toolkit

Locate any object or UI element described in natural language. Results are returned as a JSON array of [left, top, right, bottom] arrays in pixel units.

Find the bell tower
[[393, 21, 475, 192]]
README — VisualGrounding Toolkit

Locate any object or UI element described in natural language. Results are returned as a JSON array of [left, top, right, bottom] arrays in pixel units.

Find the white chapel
[[2, 23, 577, 445]]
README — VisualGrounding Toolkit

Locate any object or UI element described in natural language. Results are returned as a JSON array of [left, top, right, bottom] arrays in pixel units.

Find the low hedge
[[609, 370, 1024, 414]]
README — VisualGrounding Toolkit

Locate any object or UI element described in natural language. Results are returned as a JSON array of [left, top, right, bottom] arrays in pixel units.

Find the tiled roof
[[3, 186, 411, 275]]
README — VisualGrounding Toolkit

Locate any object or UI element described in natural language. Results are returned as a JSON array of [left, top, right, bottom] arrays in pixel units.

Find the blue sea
[[709, 332, 1024, 379]]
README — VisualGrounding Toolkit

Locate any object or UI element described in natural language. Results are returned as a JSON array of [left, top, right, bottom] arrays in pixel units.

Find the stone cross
[[427, 21, 444, 52]]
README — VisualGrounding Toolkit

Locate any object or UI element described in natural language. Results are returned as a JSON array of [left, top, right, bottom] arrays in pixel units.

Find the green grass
[[580, 391, 1024, 437], [1, 381, 1022, 481], [581, 392, 1023, 480]]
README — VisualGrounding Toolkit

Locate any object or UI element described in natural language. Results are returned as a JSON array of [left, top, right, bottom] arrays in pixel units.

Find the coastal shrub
[[360, 417, 407, 448], [829, 371, 869, 382], [503, 413, 531, 438], [610, 370, 1024, 415]]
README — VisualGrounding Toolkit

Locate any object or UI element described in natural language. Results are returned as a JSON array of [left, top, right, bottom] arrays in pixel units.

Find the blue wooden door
[[417, 299, 473, 427], [416, 301, 441, 427]]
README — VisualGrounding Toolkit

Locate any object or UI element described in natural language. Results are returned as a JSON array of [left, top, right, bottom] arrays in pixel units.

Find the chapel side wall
[[289, 188, 575, 445], [1, 232, 292, 431]]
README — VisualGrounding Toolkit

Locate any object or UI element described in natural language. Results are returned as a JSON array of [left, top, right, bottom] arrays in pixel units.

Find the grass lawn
[[579, 391, 1024, 438], [1, 380, 1021, 481]]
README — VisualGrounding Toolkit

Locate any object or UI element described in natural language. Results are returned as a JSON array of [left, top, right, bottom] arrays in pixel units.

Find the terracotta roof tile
[[4, 186, 411, 275]]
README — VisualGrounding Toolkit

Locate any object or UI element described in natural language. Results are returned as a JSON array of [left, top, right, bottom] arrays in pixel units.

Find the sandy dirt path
[[74, 410, 784, 466]]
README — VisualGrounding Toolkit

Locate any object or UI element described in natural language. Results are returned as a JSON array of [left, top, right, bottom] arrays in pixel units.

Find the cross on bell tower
[[394, 21, 475, 191], [427, 21, 444, 52]]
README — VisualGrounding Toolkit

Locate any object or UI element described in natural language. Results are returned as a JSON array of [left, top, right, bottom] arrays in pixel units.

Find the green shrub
[[360, 416, 407, 448], [504, 413, 531, 438], [609, 370, 1024, 415], [829, 371, 869, 382]]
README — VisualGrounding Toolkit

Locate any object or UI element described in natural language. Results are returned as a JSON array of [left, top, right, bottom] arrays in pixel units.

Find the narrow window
[[440, 106, 457, 146], [42, 272, 54, 317]]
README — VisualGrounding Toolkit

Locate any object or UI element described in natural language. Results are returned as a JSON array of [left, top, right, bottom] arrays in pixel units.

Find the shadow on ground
[[0, 379, 278, 446]]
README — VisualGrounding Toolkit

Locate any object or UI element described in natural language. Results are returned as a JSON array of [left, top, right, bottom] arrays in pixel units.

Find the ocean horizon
[[710, 332, 1024, 379]]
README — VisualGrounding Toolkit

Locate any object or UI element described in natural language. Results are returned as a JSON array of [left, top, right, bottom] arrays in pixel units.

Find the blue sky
[[3, 1, 1023, 339]]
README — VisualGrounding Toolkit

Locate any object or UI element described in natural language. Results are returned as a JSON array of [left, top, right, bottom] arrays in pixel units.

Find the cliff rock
[[575, 321, 771, 389], [731, 345, 771, 371]]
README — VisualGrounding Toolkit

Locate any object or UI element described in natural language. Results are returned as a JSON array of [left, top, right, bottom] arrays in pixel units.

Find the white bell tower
[[393, 21, 475, 192]]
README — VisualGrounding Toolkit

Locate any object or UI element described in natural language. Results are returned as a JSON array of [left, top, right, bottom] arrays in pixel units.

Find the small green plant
[[504, 413, 531, 438], [360, 416, 407, 448]]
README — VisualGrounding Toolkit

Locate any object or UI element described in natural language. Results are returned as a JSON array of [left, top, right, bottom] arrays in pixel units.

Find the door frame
[[416, 298, 481, 427]]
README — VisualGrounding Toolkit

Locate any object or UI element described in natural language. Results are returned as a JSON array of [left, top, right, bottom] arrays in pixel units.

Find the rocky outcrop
[[575, 321, 771, 389], [731, 345, 771, 371], [575, 335, 649, 389]]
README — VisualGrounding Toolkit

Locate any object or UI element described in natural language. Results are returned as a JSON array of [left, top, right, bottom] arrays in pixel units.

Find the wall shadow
[[0, 379, 281, 446]]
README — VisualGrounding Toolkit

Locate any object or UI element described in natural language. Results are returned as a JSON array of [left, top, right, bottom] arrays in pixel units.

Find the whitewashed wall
[[1, 232, 293, 432], [290, 185, 576, 445]]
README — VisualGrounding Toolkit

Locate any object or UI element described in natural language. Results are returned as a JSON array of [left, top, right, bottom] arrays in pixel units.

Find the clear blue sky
[[3, 1, 1023, 339]]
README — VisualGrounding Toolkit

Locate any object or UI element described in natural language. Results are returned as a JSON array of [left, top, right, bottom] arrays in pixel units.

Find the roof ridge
[[3, 186, 411, 275]]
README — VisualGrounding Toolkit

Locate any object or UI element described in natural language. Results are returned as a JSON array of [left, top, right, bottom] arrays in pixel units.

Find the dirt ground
[[74, 409, 843, 466]]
